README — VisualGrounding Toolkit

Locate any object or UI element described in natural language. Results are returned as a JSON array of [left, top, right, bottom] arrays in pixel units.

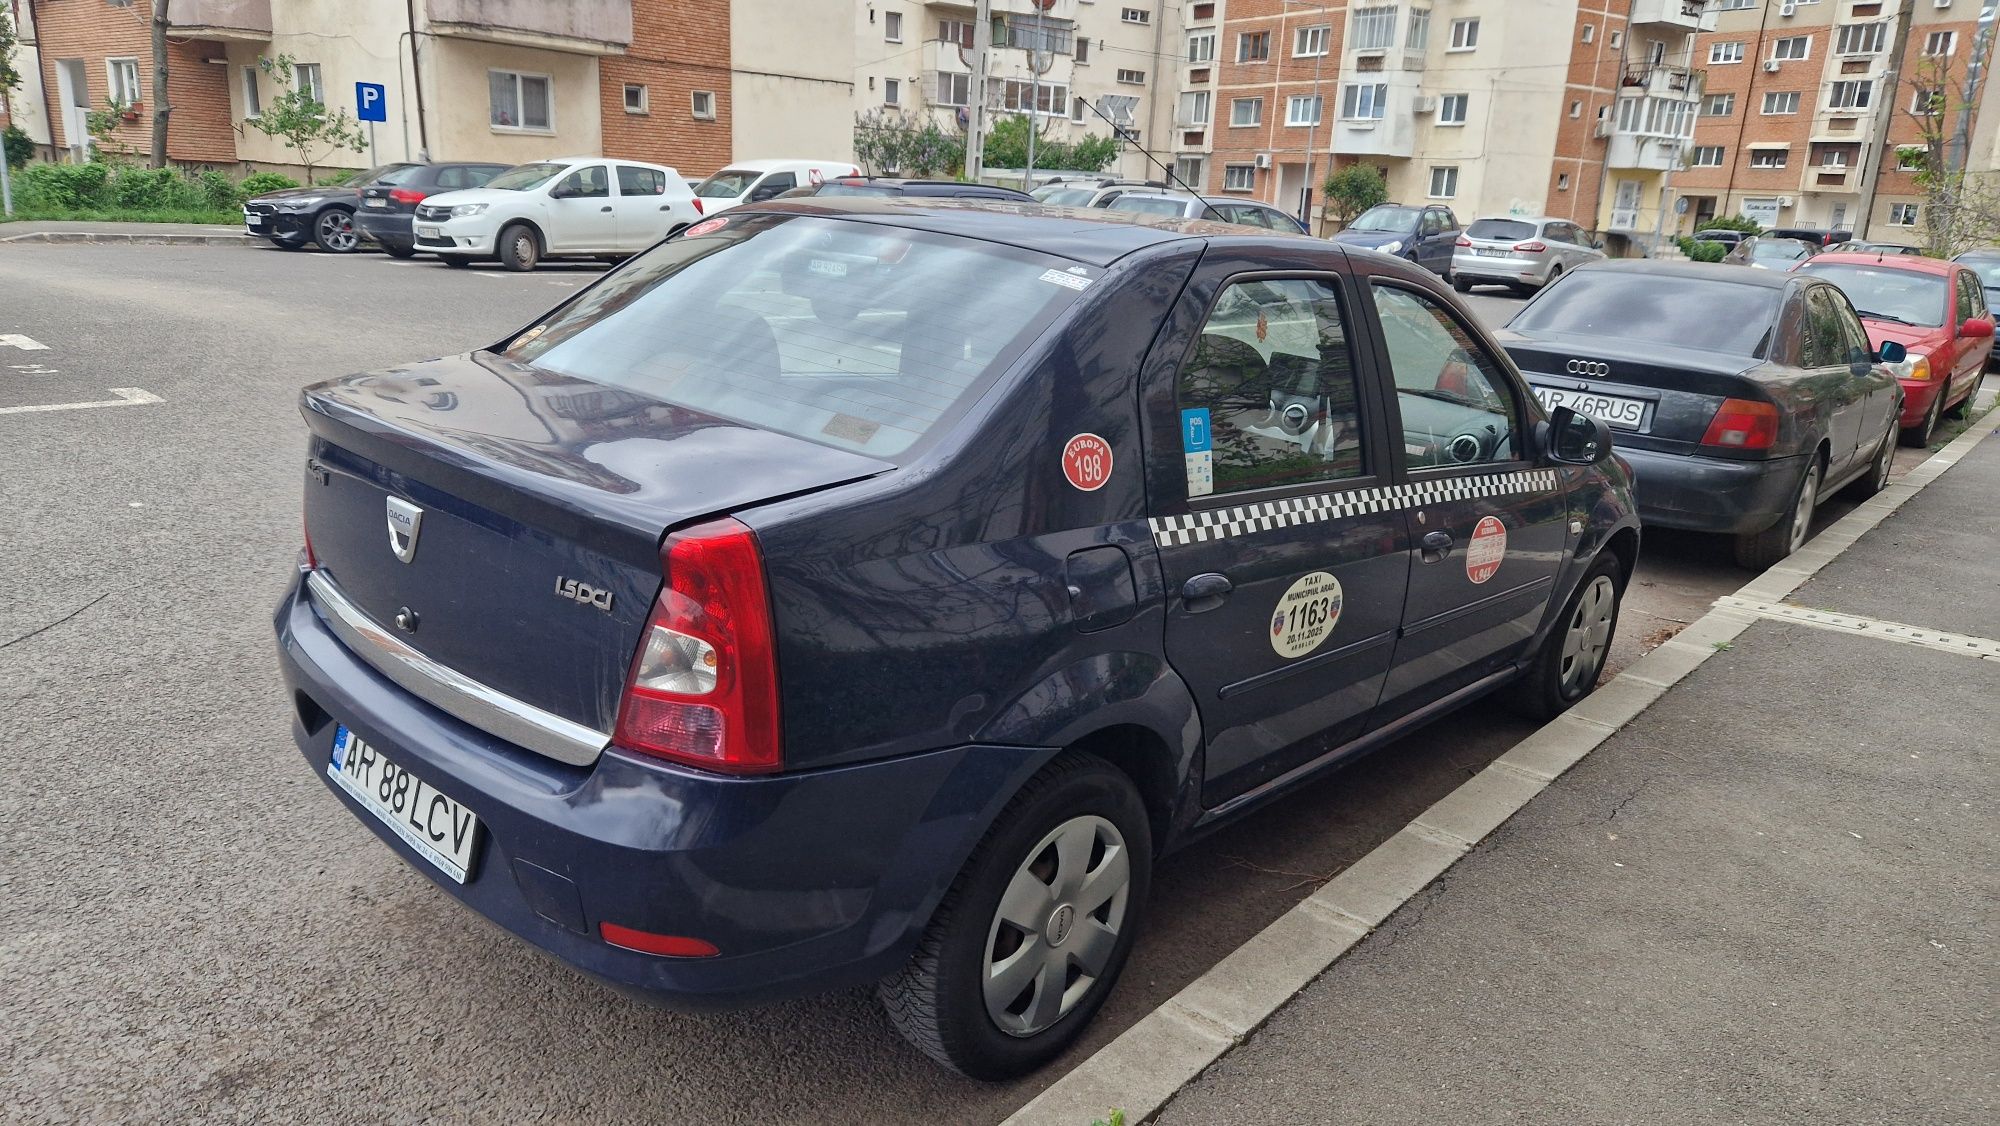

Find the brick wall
[[601, 0, 732, 178], [1208, 0, 1348, 202], [35, 0, 234, 164], [1549, 1, 1627, 229]]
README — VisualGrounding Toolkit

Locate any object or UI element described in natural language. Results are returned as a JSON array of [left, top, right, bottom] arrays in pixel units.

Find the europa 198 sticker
[[1465, 515, 1508, 584], [1270, 571, 1343, 658], [1062, 433, 1113, 491]]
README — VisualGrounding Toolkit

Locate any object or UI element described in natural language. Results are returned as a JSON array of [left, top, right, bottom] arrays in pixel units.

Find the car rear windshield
[[696, 170, 760, 198], [1109, 196, 1192, 217], [1961, 257, 2000, 286], [360, 163, 424, 187], [1800, 263, 1946, 327], [1467, 219, 1536, 242], [1751, 240, 1809, 262], [1511, 273, 1780, 357], [1348, 205, 1421, 233], [814, 182, 898, 197], [499, 215, 1088, 459], [1037, 188, 1099, 207], [485, 163, 567, 191]]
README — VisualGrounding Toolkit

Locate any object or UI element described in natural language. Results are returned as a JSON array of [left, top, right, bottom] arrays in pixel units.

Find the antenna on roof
[[1077, 97, 1199, 195]]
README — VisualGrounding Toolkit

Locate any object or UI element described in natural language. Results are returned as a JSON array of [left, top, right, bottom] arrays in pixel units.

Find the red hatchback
[[1796, 253, 1994, 445]]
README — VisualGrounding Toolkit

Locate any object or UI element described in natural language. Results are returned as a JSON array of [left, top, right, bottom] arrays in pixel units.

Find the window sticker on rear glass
[[683, 217, 729, 237], [1181, 407, 1214, 498], [1039, 268, 1093, 291], [1271, 571, 1343, 658]]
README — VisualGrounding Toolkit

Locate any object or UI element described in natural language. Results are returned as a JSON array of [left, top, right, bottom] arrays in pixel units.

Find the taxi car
[[275, 201, 1640, 1079]]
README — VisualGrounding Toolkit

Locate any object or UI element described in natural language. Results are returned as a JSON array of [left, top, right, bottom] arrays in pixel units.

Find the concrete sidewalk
[[0, 219, 250, 245], [1147, 437, 2000, 1124]]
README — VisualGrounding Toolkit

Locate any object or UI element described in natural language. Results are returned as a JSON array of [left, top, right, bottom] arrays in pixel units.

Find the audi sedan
[[277, 200, 1637, 1079]]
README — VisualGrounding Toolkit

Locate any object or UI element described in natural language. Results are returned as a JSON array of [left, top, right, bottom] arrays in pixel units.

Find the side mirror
[[1876, 339, 1908, 364], [1960, 316, 1994, 339], [549, 183, 575, 199], [1543, 405, 1613, 466]]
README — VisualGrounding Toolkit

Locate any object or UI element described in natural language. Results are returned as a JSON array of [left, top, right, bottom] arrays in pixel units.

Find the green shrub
[[1700, 213, 1761, 237], [238, 170, 299, 197], [196, 168, 241, 209], [3, 125, 32, 169], [15, 162, 112, 209], [1686, 240, 1727, 263], [110, 166, 182, 210], [315, 167, 356, 186]]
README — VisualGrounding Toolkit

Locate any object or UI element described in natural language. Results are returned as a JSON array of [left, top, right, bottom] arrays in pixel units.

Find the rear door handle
[[600, 205, 613, 212], [1181, 572, 1233, 613], [1421, 530, 1455, 564]]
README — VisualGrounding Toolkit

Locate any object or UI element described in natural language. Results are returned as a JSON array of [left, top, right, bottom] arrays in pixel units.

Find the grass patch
[[1, 208, 240, 224]]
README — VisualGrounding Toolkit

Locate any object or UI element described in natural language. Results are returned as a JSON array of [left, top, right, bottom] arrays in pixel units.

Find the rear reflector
[[1701, 397, 1781, 450], [599, 922, 719, 958]]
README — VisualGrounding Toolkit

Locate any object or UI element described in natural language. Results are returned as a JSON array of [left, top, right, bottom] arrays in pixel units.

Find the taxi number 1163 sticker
[[1271, 571, 1344, 658]]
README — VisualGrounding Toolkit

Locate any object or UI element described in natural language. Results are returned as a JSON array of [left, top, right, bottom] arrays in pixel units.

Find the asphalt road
[[0, 244, 1960, 1124]]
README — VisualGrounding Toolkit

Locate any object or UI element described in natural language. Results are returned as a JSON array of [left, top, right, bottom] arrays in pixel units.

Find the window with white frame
[[1582, 23, 1595, 44], [1076, 37, 1090, 63], [1898, 148, 1929, 171], [1704, 92, 1735, 116], [1174, 155, 1205, 187], [1829, 79, 1873, 109], [1772, 36, 1810, 61], [1224, 164, 1256, 191], [1188, 32, 1216, 63], [1177, 89, 1211, 125], [1569, 100, 1582, 118], [935, 72, 970, 106], [1339, 83, 1386, 120], [294, 62, 324, 106], [938, 19, 974, 47], [1557, 173, 1570, 190], [884, 11, 902, 42], [1912, 86, 1943, 114], [1121, 7, 1150, 24], [1438, 93, 1468, 125], [1116, 68, 1146, 84], [1351, 6, 1397, 52], [1287, 93, 1324, 126], [1709, 41, 1743, 64], [1924, 30, 1957, 56], [1449, 18, 1479, 51], [1890, 202, 1920, 226], [1836, 23, 1886, 55], [1762, 91, 1800, 114], [1750, 148, 1788, 169], [1295, 24, 1330, 57], [884, 78, 900, 106], [1820, 148, 1849, 168], [1004, 80, 1070, 115], [624, 84, 648, 114], [1231, 97, 1262, 126], [1428, 166, 1458, 199], [1408, 8, 1430, 50], [241, 66, 261, 118], [1238, 30, 1270, 61], [1717, 0, 1758, 8], [690, 90, 715, 120], [1609, 30, 1623, 48], [489, 69, 551, 130], [1691, 145, 1725, 166]]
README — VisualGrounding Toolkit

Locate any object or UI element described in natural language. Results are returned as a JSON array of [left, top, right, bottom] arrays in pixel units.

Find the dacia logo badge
[[385, 497, 423, 563]]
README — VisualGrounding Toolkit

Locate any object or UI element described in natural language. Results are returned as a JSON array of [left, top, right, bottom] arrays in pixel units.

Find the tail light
[[691, 198, 704, 214], [1513, 241, 1547, 253], [614, 517, 782, 774], [1455, 235, 1472, 247], [303, 512, 317, 569], [1700, 397, 1780, 450], [388, 187, 429, 205]]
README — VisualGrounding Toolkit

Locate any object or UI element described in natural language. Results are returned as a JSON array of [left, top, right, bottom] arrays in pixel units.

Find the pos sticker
[[1466, 516, 1508, 584], [1270, 571, 1344, 658]]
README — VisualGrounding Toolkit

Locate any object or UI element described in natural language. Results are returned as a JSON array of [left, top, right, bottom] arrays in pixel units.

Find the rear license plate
[[416, 225, 441, 239], [1537, 387, 1648, 430], [1474, 247, 1507, 257], [328, 725, 479, 883], [364, 198, 387, 208]]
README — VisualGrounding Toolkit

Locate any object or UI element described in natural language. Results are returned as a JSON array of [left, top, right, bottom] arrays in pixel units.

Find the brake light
[[388, 187, 429, 205], [1513, 241, 1547, 253], [1700, 397, 1781, 450], [614, 517, 782, 773], [691, 198, 704, 214], [1455, 235, 1472, 247]]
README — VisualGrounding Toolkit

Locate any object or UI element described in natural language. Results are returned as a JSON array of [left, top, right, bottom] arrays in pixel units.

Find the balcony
[[1607, 92, 1695, 171], [1629, 0, 1718, 33], [164, 0, 270, 41], [424, 0, 632, 56], [1809, 167, 1855, 190], [1333, 114, 1414, 159], [1607, 131, 1687, 172], [1619, 63, 1703, 100]]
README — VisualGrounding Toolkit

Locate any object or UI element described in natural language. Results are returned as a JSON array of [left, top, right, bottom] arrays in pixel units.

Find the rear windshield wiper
[[1855, 309, 1918, 326]]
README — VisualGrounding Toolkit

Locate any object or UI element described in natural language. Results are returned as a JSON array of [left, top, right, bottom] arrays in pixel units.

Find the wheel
[[1542, 264, 1565, 290], [438, 254, 472, 268], [312, 209, 358, 253], [1946, 370, 1982, 419], [1734, 458, 1820, 570], [1902, 387, 1943, 446], [1508, 282, 1532, 297], [270, 236, 306, 251], [1847, 423, 1895, 499], [381, 243, 417, 259], [1510, 552, 1623, 720], [499, 224, 540, 272], [878, 753, 1151, 1080], [1452, 277, 1473, 294]]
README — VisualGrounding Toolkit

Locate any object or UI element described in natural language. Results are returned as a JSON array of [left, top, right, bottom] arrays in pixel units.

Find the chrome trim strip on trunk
[[304, 569, 611, 767]]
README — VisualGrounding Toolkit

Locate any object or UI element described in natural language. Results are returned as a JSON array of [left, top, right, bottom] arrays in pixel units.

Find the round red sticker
[[683, 217, 729, 238], [1062, 433, 1114, 492], [1465, 516, 1508, 585]]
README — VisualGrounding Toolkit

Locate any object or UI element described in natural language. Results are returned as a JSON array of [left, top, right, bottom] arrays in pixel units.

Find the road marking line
[[0, 333, 50, 350], [1714, 596, 2000, 660], [0, 388, 164, 415]]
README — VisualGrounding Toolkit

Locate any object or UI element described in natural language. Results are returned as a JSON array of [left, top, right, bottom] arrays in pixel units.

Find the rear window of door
[[1371, 283, 1525, 469], [616, 165, 667, 196], [1803, 287, 1852, 368]]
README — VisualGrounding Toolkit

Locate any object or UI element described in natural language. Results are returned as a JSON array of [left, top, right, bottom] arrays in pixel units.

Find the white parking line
[[1714, 596, 2000, 660], [0, 388, 165, 415], [0, 333, 50, 350]]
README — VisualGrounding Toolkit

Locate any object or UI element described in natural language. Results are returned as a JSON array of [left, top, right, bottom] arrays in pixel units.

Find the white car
[[412, 157, 700, 271], [692, 158, 861, 214]]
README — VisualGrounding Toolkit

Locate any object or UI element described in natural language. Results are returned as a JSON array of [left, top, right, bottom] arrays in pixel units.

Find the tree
[[981, 114, 1119, 173], [1701, 213, 1762, 236], [1895, 51, 2000, 257], [0, 7, 23, 97], [852, 110, 965, 178], [150, 0, 170, 169], [1323, 164, 1388, 227], [250, 54, 367, 183]]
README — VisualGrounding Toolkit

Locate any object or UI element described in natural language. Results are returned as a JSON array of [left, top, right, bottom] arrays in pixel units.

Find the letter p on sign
[[356, 82, 387, 122]]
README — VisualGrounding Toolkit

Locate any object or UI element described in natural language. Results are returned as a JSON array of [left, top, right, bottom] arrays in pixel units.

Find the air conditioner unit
[[1779, 1, 1797, 16], [1413, 95, 1439, 113], [1594, 119, 1615, 138], [1254, 152, 1273, 169], [1778, 196, 1794, 208], [1763, 59, 1783, 73]]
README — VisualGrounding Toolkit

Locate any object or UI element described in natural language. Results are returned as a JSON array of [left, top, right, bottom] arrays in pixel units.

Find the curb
[[0, 231, 251, 246], [1004, 404, 2000, 1126]]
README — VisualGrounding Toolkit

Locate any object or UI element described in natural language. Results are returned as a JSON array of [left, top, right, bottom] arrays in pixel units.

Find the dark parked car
[[1844, 240, 1925, 256], [1499, 261, 1901, 568], [354, 162, 510, 257], [1953, 249, 2000, 365], [779, 176, 1036, 201], [244, 163, 426, 253], [1765, 226, 1852, 247], [276, 200, 1638, 1079], [1721, 235, 1820, 270], [1331, 203, 1461, 277], [1103, 190, 1308, 233], [1691, 228, 1748, 249]]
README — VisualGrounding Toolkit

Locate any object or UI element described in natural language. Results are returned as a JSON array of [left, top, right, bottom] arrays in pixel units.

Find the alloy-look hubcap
[[319, 212, 355, 251], [984, 814, 1130, 1038], [1559, 575, 1617, 694], [1789, 466, 1819, 552]]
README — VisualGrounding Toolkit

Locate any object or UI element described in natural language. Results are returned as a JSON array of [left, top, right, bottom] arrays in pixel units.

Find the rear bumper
[[1451, 253, 1546, 285], [353, 210, 414, 250], [274, 572, 1048, 1009], [1617, 446, 1804, 535]]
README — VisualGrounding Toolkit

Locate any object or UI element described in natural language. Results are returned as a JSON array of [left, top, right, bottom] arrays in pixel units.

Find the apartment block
[[851, 1, 1181, 183], [35, 0, 238, 164], [3, 0, 55, 151], [1593, 0, 1712, 253]]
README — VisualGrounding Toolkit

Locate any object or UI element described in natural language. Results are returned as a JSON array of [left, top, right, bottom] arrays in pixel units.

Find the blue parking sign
[[355, 82, 387, 122]]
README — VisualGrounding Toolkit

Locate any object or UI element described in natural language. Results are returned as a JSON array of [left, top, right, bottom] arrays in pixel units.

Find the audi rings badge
[[1566, 359, 1610, 378]]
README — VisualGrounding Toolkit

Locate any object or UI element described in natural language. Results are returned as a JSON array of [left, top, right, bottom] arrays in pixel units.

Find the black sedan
[[1498, 261, 1902, 568], [243, 163, 428, 253], [776, 176, 1035, 201], [354, 162, 509, 257]]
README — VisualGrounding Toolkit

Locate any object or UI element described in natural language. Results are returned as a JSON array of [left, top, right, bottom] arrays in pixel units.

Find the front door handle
[[1421, 530, 1455, 564], [1181, 572, 1233, 613], [600, 205, 613, 212]]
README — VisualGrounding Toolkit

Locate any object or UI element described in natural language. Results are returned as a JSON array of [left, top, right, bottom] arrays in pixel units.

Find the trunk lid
[[301, 352, 890, 739], [1498, 329, 1768, 453]]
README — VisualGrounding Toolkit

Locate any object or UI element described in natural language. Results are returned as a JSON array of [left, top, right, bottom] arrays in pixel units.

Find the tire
[[438, 254, 472, 269], [499, 224, 540, 272], [312, 208, 359, 253], [1509, 552, 1624, 721], [1733, 458, 1820, 570], [1508, 283, 1531, 297], [878, 753, 1152, 1080], [271, 236, 306, 251], [1542, 264, 1565, 290], [1847, 423, 1895, 499], [1902, 387, 1943, 446], [1946, 370, 1982, 419], [381, 243, 418, 259], [1452, 277, 1473, 294]]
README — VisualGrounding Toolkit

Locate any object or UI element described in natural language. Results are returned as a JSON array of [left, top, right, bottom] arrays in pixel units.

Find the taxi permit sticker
[[1181, 407, 1214, 498], [1465, 515, 1508, 585], [684, 217, 729, 238], [1271, 571, 1343, 659], [1062, 433, 1113, 492], [1039, 268, 1092, 291]]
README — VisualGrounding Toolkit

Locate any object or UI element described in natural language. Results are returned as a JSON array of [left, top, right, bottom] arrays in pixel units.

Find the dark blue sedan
[[276, 200, 1639, 1078]]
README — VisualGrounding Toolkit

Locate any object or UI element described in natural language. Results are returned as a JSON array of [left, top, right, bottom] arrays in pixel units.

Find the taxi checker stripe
[[1147, 469, 1559, 547]]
